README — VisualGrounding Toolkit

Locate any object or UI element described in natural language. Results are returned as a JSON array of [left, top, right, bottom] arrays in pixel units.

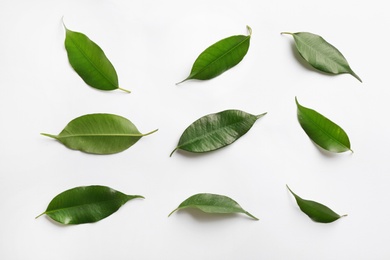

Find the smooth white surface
[[1, 0, 389, 259]]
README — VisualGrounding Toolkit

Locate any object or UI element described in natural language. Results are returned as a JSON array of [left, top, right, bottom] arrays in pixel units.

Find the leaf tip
[[286, 184, 294, 195], [351, 71, 362, 83], [245, 211, 259, 220], [256, 112, 267, 119], [294, 96, 300, 106]]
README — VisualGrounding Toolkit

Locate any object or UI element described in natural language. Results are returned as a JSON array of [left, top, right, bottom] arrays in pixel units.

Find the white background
[[1, 0, 389, 259]]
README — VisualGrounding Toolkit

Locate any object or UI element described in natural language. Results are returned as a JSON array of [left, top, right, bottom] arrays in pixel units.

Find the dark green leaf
[[36, 185, 143, 225], [170, 110, 266, 156], [64, 23, 130, 92], [41, 113, 157, 154], [287, 185, 346, 223], [281, 32, 361, 82], [168, 193, 258, 220], [177, 26, 252, 83], [295, 97, 352, 153]]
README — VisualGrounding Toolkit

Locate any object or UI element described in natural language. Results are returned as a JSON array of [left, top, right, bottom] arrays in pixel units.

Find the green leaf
[[177, 26, 252, 83], [170, 110, 266, 156], [36, 185, 143, 225], [64, 23, 130, 92], [287, 185, 346, 223], [295, 97, 352, 153], [281, 32, 361, 82], [41, 113, 157, 154], [168, 193, 258, 220]]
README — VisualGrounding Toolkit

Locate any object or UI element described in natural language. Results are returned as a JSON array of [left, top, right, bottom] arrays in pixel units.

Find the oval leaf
[[170, 110, 266, 156], [281, 32, 361, 82], [36, 185, 144, 225], [178, 26, 252, 83], [287, 185, 346, 223], [295, 97, 352, 153], [64, 23, 130, 92], [41, 113, 157, 154], [168, 193, 258, 220]]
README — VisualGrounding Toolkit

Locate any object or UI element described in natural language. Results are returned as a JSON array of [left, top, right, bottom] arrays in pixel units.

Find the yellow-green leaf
[[41, 113, 157, 154], [168, 193, 258, 220], [282, 31, 361, 82]]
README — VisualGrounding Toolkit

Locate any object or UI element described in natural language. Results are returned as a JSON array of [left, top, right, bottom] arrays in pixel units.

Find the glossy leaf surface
[[64, 25, 130, 92], [42, 113, 157, 154], [37, 185, 143, 225], [282, 32, 361, 82], [296, 97, 352, 153], [178, 26, 252, 83], [287, 185, 346, 223], [170, 110, 266, 156], [168, 193, 258, 220]]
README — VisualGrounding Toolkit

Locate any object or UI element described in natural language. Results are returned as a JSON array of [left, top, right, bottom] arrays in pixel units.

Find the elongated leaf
[[41, 113, 157, 154], [170, 110, 266, 156], [178, 26, 252, 83], [295, 97, 352, 153], [287, 185, 346, 223], [64, 24, 130, 92], [36, 185, 143, 225], [281, 32, 361, 82], [168, 193, 258, 220]]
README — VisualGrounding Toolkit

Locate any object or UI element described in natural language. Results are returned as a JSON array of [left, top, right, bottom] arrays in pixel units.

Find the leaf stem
[[40, 133, 58, 139], [280, 32, 293, 35], [246, 25, 252, 36], [61, 16, 67, 30], [175, 78, 188, 85], [118, 87, 131, 93], [142, 129, 158, 136], [256, 112, 267, 119], [35, 212, 46, 219], [168, 208, 178, 217], [169, 147, 178, 157]]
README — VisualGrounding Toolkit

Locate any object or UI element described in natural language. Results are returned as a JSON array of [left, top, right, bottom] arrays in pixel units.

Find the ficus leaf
[[168, 193, 258, 220], [281, 31, 361, 82], [295, 97, 352, 153], [36, 185, 144, 225], [64, 23, 130, 92], [287, 185, 346, 223], [177, 26, 252, 84], [170, 109, 266, 156], [41, 113, 157, 154]]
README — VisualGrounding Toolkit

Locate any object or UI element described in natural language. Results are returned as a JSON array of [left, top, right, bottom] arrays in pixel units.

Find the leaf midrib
[[189, 35, 250, 79], [299, 108, 350, 151], [44, 196, 130, 216], [57, 133, 144, 138], [68, 32, 118, 89], [184, 204, 242, 212]]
